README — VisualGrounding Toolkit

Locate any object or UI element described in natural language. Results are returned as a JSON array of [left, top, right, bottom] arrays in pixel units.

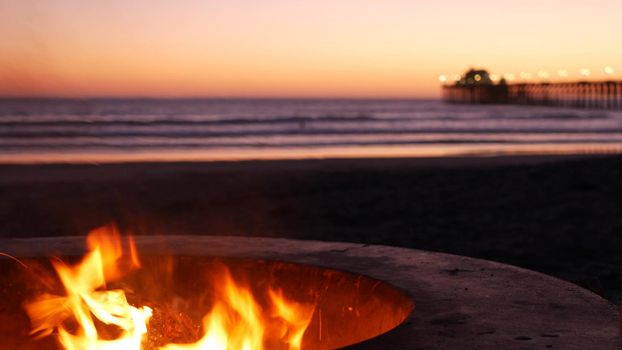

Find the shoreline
[[1, 142, 622, 165]]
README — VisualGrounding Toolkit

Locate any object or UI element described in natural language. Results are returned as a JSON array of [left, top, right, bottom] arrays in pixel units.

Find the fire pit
[[0, 227, 412, 350], [0, 229, 619, 350]]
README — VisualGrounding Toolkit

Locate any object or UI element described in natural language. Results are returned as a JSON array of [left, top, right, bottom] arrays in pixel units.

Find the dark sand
[[1, 154, 621, 302]]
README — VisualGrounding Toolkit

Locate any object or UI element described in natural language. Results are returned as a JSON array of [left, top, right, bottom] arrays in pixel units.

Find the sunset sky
[[1, 0, 621, 98]]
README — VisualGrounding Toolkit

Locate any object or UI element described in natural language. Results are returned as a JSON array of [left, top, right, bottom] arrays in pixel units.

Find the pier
[[442, 69, 622, 109]]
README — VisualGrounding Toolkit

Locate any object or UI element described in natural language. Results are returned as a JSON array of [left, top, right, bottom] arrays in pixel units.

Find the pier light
[[490, 74, 500, 83], [504, 73, 516, 81], [520, 72, 532, 80], [537, 71, 550, 80], [452, 75, 461, 82], [474, 74, 482, 82], [605, 66, 615, 75], [439, 75, 448, 83], [579, 68, 591, 77], [557, 70, 569, 78]]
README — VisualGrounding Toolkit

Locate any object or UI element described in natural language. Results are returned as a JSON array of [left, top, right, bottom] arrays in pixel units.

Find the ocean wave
[[4, 139, 622, 151], [2, 99, 622, 156], [2, 127, 622, 138]]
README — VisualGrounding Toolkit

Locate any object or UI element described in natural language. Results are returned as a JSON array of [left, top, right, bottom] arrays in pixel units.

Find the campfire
[[1, 225, 413, 349]]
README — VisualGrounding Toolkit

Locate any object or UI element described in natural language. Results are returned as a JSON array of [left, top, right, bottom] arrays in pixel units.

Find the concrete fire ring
[[1, 236, 619, 349]]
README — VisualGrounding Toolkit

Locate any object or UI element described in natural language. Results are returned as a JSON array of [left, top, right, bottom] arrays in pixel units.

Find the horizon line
[[0, 95, 441, 101]]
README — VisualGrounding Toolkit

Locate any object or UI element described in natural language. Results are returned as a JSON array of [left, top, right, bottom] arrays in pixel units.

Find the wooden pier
[[442, 81, 622, 109]]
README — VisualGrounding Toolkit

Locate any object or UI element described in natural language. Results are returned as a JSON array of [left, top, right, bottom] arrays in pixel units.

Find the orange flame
[[24, 225, 315, 350]]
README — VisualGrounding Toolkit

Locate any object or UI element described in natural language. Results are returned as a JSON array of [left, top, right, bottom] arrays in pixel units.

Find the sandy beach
[[1, 154, 621, 303]]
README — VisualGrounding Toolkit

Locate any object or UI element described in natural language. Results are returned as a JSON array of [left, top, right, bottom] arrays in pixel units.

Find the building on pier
[[442, 69, 509, 104]]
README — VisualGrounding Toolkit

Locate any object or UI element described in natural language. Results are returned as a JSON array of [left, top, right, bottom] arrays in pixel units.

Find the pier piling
[[444, 80, 622, 110]]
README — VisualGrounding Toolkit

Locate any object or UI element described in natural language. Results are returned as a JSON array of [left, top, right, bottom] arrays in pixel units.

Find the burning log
[[141, 302, 201, 349]]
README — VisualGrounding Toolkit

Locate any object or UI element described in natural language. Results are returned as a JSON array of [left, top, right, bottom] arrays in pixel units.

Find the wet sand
[[1, 154, 621, 302]]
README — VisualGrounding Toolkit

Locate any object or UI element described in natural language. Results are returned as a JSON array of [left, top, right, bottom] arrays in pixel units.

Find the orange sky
[[1, 0, 621, 98]]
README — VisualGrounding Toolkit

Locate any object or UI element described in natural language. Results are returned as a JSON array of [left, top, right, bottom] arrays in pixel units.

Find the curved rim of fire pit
[[1, 235, 619, 350]]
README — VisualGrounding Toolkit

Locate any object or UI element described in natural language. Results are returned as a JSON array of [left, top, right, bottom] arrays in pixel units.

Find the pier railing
[[442, 81, 622, 109]]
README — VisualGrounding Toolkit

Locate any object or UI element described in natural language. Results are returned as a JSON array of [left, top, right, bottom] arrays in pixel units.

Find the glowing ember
[[24, 225, 315, 350]]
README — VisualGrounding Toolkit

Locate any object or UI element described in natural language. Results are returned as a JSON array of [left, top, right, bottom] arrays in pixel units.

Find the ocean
[[2, 98, 622, 163]]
